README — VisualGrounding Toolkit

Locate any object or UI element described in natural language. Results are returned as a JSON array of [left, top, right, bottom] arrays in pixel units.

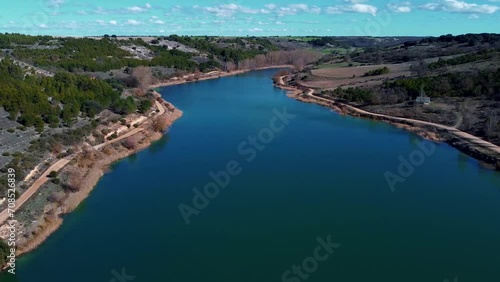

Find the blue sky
[[0, 0, 499, 36]]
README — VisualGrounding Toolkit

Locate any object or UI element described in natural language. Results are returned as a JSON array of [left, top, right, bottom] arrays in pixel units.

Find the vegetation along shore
[[1, 33, 500, 267]]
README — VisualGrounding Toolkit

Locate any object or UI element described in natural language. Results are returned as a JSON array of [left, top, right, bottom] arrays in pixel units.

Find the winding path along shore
[[277, 76, 500, 168]]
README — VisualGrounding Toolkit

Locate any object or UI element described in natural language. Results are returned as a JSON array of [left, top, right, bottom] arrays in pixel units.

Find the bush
[[138, 100, 152, 114], [51, 178, 61, 184], [0, 239, 9, 266], [122, 137, 137, 150], [7, 128, 15, 133], [1, 152, 10, 157], [48, 171, 58, 178], [364, 67, 390, 77], [151, 117, 169, 132]]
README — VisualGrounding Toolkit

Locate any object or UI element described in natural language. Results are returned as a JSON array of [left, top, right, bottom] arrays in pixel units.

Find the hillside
[[290, 33, 500, 147]]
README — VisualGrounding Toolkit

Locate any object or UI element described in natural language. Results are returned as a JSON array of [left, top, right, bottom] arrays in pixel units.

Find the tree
[[122, 136, 138, 150], [0, 239, 9, 267], [63, 167, 84, 192], [138, 100, 152, 114], [151, 116, 169, 132], [132, 66, 154, 92], [485, 115, 498, 140]]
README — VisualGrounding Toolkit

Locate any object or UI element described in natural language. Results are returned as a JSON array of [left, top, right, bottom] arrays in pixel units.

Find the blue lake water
[[2, 69, 500, 282]]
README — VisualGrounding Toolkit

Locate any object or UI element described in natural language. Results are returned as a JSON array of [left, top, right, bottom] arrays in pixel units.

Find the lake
[[3, 69, 500, 282]]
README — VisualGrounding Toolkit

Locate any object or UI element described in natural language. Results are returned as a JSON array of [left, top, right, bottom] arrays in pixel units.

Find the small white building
[[416, 86, 431, 105]]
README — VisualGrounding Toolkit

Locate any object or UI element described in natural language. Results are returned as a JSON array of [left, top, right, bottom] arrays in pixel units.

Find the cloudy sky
[[1, 0, 499, 36]]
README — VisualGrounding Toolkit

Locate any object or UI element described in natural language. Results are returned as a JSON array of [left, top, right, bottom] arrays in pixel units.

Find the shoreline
[[275, 76, 500, 170], [3, 95, 183, 261], [1, 66, 295, 263], [150, 65, 294, 89], [7, 65, 498, 269]]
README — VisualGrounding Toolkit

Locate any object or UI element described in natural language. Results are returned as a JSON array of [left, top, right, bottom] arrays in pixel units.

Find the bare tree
[[151, 117, 169, 132], [63, 167, 84, 192], [485, 115, 498, 140], [132, 66, 154, 92], [122, 136, 138, 150], [51, 143, 63, 155]]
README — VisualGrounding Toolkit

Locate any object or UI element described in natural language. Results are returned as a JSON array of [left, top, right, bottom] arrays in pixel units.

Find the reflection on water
[[127, 153, 138, 165], [148, 134, 170, 155]]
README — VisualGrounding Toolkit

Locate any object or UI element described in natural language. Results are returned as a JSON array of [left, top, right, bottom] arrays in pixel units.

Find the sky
[[0, 0, 499, 36]]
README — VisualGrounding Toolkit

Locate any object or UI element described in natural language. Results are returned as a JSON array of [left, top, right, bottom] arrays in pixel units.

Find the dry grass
[[302, 63, 412, 90], [311, 63, 411, 78]]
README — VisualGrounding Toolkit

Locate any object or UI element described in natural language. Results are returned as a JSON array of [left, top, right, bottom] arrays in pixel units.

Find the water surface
[[3, 69, 500, 282]]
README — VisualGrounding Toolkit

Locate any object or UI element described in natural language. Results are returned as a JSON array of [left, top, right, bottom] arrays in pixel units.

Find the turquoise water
[[2, 69, 500, 282]]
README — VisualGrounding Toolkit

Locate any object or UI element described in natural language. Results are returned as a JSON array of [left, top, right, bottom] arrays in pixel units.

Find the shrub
[[1, 152, 10, 157], [151, 117, 169, 132], [51, 178, 61, 184], [122, 137, 137, 150], [364, 67, 390, 77], [7, 128, 15, 133], [48, 171, 58, 178]]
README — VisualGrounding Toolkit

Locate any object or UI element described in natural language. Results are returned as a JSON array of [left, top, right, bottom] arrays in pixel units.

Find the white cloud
[[421, 3, 440, 10], [109, 20, 117, 25], [196, 3, 321, 18], [388, 2, 412, 13], [145, 3, 152, 9], [126, 19, 142, 25], [326, 3, 378, 15], [348, 4, 378, 15], [48, 0, 65, 8], [421, 0, 499, 13], [344, 0, 368, 3], [154, 20, 165, 24], [127, 6, 147, 13], [39, 24, 48, 28], [248, 27, 263, 32], [468, 13, 479, 18]]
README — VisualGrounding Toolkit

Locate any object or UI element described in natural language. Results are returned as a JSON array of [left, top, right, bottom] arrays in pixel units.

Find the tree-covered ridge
[[12, 37, 147, 72], [5, 34, 276, 73], [0, 33, 54, 48], [428, 49, 498, 70], [384, 68, 500, 99], [420, 33, 500, 45], [0, 58, 135, 128], [166, 35, 268, 63]]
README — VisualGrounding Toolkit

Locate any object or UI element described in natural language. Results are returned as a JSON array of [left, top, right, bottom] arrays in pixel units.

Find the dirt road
[[303, 85, 500, 155], [0, 156, 73, 224], [0, 101, 166, 224], [278, 75, 500, 156]]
